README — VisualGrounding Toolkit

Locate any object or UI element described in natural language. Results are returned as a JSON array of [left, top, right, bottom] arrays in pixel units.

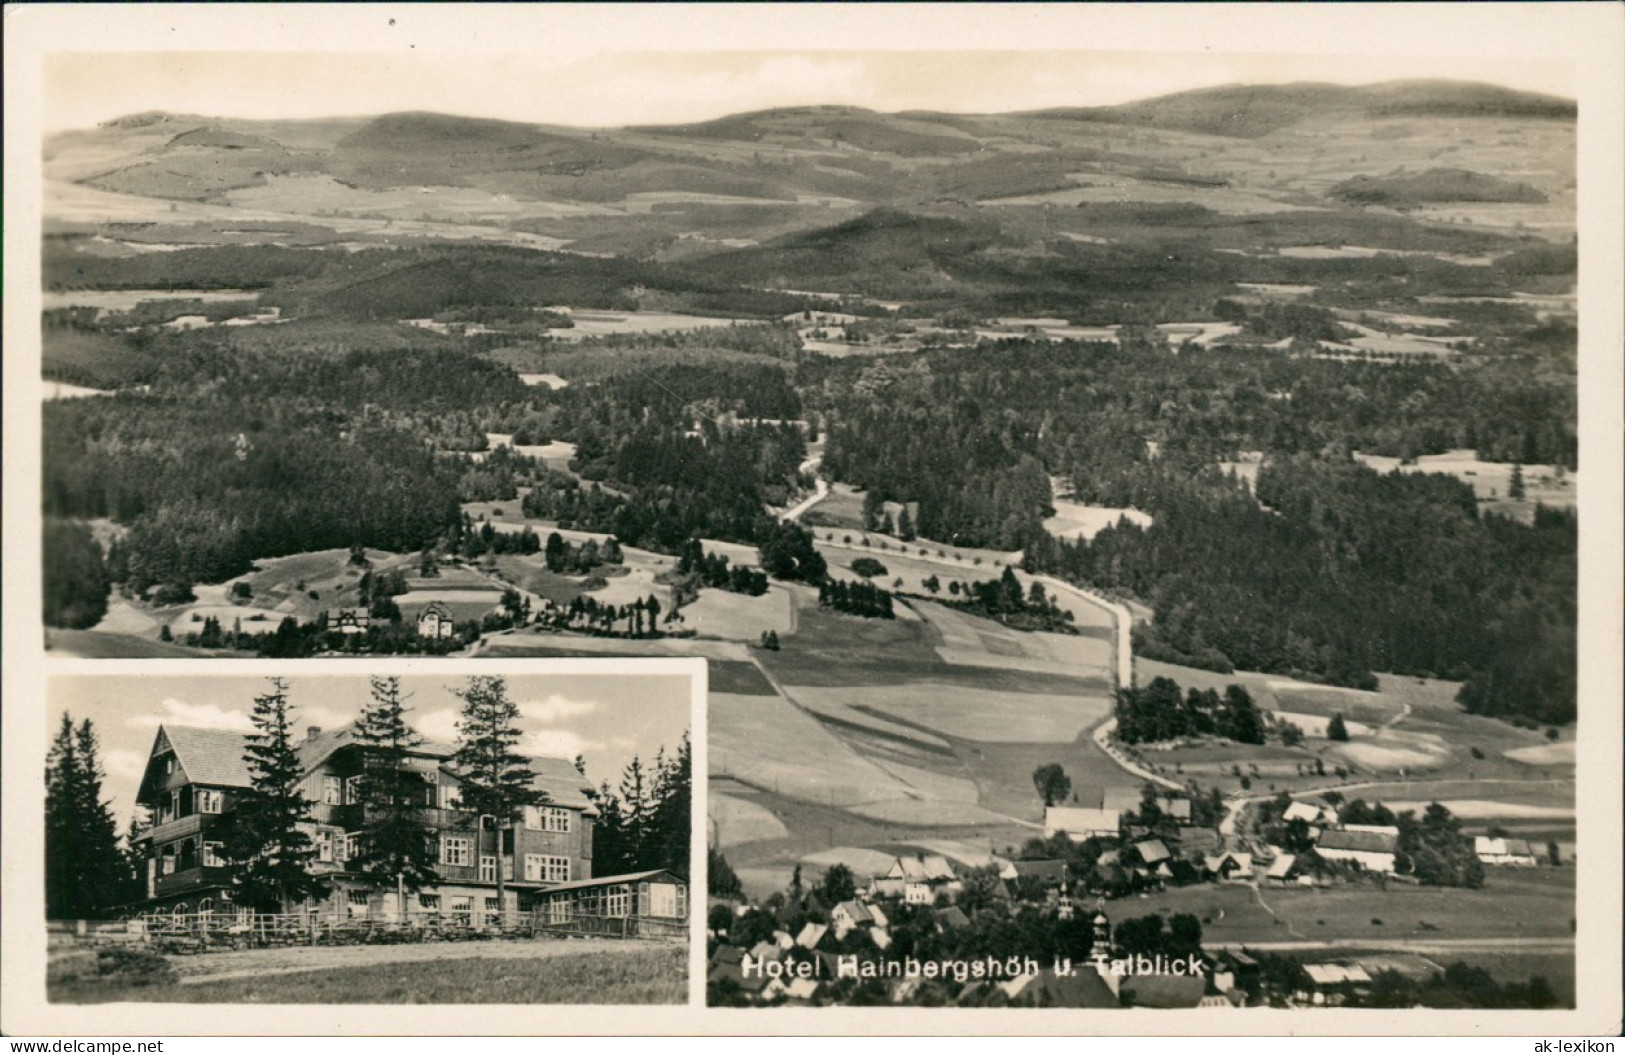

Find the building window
[[344, 775, 363, 806], [160, 848, 177, 876], [348, 891, 369, 907], [165, 757, 176, 775], [170, 789, 184, 819], [438, 782, 462, 811], [484, 897, 500, 916], [547, 896, 570, 924], [323, 776, 342, 805], [523, 854, 543, 882], [203, 841, 226, 868], [522, 806, 572, 832], [449, 896, 473, 922], [606, 885, 630, 917], [440, 837, 470, 866], [419, 894, 441, 911], [195, 789, 224, 814], [344, 833, 361, 863], [479, 855, 497, 882], [546, 856, 570, 883], [315, 829, 334, 863]]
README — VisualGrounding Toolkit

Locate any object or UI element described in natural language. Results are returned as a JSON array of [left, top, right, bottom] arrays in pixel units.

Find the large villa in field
[[132, 722, 687, 927]]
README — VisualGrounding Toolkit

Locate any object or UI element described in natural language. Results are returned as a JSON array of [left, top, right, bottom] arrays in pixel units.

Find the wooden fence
[[53, 908, 686, 952]]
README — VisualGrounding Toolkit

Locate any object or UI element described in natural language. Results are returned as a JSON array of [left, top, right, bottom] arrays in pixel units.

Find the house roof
[[796, 922, 828, 948], [920, 855, 955, 881], [871, 927, 893, 950], [1265, 854, 1298, 879], [1010, 859, 1067, 883], [1475, 836, 1536, 857], [1318, 829, 1398, 853], [1135, 839, 1172, 865], [1283, 801, 1329, 824], [294, 721, 598, 812], [888, 857, 929, 881], [935, 906, 970, 930], [834, 900, 873, 925], [1303, 963, 1373, 986], [1167, 859, 1201, 883], [1204, 852, 1253, 874], [153, 725, 255, 791], [1343, 823, 1400, 837], [1122, 974, 1207, 1009], [1165, 799, 1193, 821], [1045, 807, 1121, 833]]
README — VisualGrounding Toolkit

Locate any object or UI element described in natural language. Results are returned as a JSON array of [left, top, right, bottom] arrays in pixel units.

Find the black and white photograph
[[6, 1, 1621, 1039], [43, 666, 694, 1005]]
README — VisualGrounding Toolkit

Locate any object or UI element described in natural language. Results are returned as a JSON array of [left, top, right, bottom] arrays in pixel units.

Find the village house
[[1297, 962, 1374, 1006], [416, 601, 457, 639], [1203, 851, 1254, 882], [1282, 801, 1338, 827], [1044, 806, 1122, 842], [131, 722, 684, 929], [329, 607, 370, 635], [1316, 828, 1398, 873], [1474, 836, 1539, 866], [999, 858, 1067, 890]]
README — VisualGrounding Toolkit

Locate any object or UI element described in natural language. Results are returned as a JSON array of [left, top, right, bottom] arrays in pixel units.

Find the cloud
[[520, 695, 597, 724], [129, 698, 254, 732], [413, 708, 462, 745], [103, 748, 148, 782], [521, 729, 591, 761]]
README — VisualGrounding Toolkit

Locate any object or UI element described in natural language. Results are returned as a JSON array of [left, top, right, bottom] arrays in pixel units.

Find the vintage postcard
[[4, 1, 1620, 1037]]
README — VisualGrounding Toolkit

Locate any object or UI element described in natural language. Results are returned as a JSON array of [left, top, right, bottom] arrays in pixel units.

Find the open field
[[52, 941, 685, 1004], [709, 791, 791, 847], [851, 681, 1110, 744], [682, 584, 795, 640], [1352, 449, 1577, 515], [1043, 496, 1154, 542], [45, 628, 218, 658]]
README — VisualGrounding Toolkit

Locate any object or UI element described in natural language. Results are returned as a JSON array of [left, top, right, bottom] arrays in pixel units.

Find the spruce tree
[[45, 715, 130, 918], [221, 678, 328, 912], [353, 677, 440, 908], [452, 676, 543, 924], [648, 733, 692, 879]]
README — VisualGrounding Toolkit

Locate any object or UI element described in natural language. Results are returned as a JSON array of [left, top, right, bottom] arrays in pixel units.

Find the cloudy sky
[[30, 4, 1579, 133], [48, 672, 692, 827]]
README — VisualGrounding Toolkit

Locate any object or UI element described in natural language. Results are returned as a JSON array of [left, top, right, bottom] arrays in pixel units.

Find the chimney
[[306, 726, 322, 742]]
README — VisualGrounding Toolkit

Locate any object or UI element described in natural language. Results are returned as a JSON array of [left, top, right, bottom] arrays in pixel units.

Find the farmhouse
[[1282, 801, 1338, 826], [1474, 836, 1538, 866], [1316, 829, 1398, 873], [417, 601, 457, 639], [1044, 806, 1122, 841], [1298, 962, 1374, 1006], [329, 607, 370, 634], [1000, 858, 1067, 889], [130, 721, 684, 928], [1203, 852, 1254, 882]]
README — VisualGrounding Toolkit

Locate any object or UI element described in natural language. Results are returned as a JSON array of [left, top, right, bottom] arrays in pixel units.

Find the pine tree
[[45, 715, 130, 918], [617, 755, 653, 872], [647, 733, 691, 879], [1327, 712, 1350, 742], [352, 677, 440, 906], [452, 676, 543, 924], [220, 678, 328, 912]]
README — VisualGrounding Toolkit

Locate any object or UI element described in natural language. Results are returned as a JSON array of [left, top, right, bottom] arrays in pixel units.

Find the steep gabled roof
[[154, 725, 255, 790]]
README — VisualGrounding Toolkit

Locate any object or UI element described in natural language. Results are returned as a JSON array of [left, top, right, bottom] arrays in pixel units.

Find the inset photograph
[[45, 668, 692, 1004]]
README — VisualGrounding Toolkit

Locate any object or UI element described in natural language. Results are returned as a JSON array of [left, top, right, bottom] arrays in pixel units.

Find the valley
[[37, 78, 1580, 1008]]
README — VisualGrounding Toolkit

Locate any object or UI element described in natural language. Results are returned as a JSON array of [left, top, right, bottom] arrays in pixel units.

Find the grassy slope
[[53, 945, 686, 1005]]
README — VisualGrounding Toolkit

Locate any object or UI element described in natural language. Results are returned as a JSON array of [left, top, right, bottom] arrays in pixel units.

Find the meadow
[[52, 941, 686, 1005]]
